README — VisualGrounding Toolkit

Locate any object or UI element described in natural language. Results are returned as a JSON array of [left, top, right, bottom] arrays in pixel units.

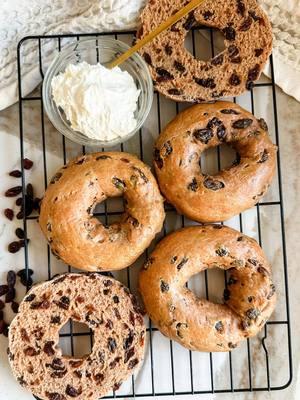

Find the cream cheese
[[51, 61, 140, 141]]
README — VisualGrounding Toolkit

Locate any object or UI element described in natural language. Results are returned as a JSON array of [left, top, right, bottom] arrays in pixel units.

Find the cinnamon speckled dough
[[139, 0, 272, 102], [39, 152, 165, 271], [154, 102, 277, 223], [8, 273, 146, 400], [139, 225, 276, 352]]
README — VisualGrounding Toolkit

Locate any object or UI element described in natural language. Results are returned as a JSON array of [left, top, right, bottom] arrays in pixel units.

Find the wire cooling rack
[[16, 29, 292, 397]]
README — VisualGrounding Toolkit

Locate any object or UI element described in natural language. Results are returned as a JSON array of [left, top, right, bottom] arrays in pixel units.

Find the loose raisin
[[5, 186, 22, 197], [232, 119, 253, 129], [9, 170, 22, 178], [11, 301, 19, 313], [0, 300, 4, 310], [5, 287, 15, 303], [0, 320, 7, 334], [4, 208, 14, 220], [7, 270, 16, 287], [204, 178, 225, 190], [0, 285, 9, 296], [15, 228, 25, 239], [23, 158, 33, 170], [26, 183, 34, 199]]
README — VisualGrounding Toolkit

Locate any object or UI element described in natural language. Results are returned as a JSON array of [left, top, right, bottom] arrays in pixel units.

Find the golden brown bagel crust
[[39, 152, 165, 271], [154, 102, 277, 223], [139, 0, 272, 102], [139, 225, 276, 352]]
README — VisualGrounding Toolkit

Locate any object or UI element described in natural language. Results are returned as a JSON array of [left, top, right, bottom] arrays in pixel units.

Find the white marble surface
[[0, 76, 299, 399]]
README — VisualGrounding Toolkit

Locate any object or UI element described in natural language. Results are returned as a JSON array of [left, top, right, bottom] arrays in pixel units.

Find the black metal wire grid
[[16, 29, 292, 397]]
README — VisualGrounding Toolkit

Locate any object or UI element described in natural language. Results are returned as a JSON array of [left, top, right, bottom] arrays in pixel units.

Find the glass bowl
[[42, 37, 153, 147]]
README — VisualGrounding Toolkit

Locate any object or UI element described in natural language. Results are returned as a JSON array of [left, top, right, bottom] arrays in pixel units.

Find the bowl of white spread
[[42, 38, 153, 147]]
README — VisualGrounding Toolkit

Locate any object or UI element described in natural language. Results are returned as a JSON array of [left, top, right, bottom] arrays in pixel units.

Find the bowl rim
[[42, 37, 153, 147]]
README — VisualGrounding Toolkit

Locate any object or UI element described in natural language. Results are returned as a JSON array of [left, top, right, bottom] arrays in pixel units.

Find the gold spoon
[[108, 0, 206, 69]]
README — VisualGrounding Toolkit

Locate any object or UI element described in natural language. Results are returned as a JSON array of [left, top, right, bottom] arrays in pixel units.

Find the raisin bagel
[[139, 0, 272, 102], [139, 225, 276, 352], [154, 101, 277, 223], [39, 152, 165, 271], [8, 273, 146, 400]]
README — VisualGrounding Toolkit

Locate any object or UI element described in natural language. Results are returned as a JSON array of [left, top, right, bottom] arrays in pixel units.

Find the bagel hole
[[93, 196, 125, 225], [58, 319, 93, 358], [184, 28, 226, 62], [200, 143, 238, 175], [188, 268, 227, 304]]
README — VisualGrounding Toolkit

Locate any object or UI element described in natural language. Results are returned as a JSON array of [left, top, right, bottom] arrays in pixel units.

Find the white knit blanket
[[0, 0, 299, 110]]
